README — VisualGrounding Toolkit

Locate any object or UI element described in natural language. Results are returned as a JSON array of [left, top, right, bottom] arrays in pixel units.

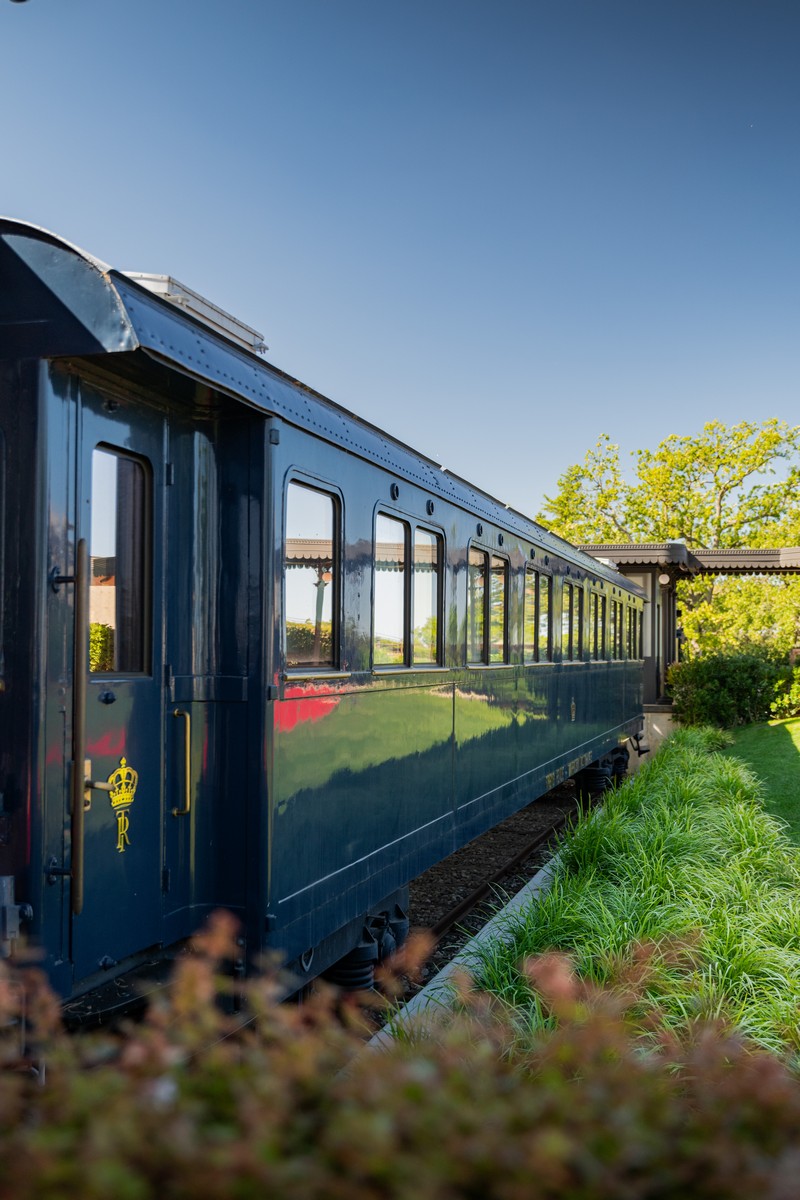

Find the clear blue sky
[[3, 0, 798, 517]]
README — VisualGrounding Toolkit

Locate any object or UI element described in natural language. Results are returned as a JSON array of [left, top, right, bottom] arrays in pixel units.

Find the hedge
[[3, 914, 800, 1199]]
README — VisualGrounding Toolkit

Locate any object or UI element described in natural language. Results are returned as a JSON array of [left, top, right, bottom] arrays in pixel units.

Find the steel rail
[[430, 811, 574, 942]]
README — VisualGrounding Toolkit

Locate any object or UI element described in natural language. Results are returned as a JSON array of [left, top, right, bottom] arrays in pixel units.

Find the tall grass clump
[[468, 728, 800, 1059]]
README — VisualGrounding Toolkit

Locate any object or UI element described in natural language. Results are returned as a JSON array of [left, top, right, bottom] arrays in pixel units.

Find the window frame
[[372, 509, 444, 670], [523, 565, 553, 664], [597, 591, 607, 659], [561, 579, 574, 661], [467, 542, 509, 666], [89, 443, 154, 678], [574, 583, 585, 660], [282, 476, 343, 674], [412, 524, 443, 666]]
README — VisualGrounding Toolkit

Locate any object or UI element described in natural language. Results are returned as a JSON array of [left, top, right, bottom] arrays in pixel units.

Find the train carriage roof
[[0, 218, 640, 595]]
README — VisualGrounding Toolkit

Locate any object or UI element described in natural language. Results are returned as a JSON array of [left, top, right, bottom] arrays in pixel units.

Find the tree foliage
[[537, 420, 800, 658], [679, 575, 800, 658], [538, 419, 800, 549]]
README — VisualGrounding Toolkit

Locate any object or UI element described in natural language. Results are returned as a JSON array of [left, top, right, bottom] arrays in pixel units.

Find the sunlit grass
[[725, 717, 800, 843], [465, 727, 800, 1060]]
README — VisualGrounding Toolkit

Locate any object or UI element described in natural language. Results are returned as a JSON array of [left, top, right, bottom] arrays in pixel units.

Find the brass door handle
[[79, 762, 113, 812], [172, 708, 191, 817]]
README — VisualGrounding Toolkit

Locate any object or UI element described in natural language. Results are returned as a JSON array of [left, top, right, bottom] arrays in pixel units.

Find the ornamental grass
[[467, 728, 800, 1060]]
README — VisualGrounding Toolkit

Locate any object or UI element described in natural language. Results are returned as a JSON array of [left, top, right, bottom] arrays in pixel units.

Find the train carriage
[[0, 219, 644, 1005]]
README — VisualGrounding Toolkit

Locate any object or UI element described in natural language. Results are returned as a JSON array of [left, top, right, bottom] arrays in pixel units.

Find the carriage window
[[524, 568, 551, 663], [284, 482, 338, 669], [373, 516, 442, 667], [523, 568, 538, 663], [468, 547, 508, 664], [575, 586, 584, 659], [627, 605, 640, 659], [413, 528, 441, 664], [374, 514, 407, 665], [538, 574, 551, 661], [591, 592, 606, 660], [561, 583, 573, 659], [467, 548, 486, 663], [90, 448, 150, 674], [489, 556, 507, 663], [618, 602, 625, 658]]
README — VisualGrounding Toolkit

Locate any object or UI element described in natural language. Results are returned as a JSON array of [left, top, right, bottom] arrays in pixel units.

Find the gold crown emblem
[[108, 757, 138, 810]]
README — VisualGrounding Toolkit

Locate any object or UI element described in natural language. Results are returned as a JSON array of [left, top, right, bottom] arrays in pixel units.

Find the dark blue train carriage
[[0, 219, 644, 1006]]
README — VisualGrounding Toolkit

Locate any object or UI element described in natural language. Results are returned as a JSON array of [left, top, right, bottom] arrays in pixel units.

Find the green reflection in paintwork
[[275, 687, 455, 811], [274, 682, 529, 809], [274, 672, 558, 815]]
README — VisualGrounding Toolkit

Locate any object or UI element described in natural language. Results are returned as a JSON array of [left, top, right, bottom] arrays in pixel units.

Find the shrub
[[89, 622, 114, 673], [771, 664, 800, 719], [4, 922, 800, 1199], [285, 619, 333, 663], [667, 653, 781, 726]]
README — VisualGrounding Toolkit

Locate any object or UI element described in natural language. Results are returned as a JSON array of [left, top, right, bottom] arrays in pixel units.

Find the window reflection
[[373, 516, 442, 668], [413, 529, 440, 664], [489, 556, 506, 663], [523, 568, 537, 664], [90, 448, 149, 673], [538, 574, 551, 661], [284, 483, 336, 669], [591, 592, 607, 660], [374, 514, 406, 665], [468, 547, 508, 665], [561, 583, 572, 659], [467, 548, 486, 663], [598, 595, 607, 658], [575, 586, 584, 659]]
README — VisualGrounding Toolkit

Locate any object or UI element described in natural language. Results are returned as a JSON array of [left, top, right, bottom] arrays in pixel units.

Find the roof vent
[[123, 273, 267, 355]]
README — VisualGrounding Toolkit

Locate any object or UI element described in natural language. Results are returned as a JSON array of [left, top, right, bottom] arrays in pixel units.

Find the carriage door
[[70, 391, 165, 981]]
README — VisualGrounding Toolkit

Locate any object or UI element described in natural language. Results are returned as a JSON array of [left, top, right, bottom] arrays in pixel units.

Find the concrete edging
[[370, 855, 561, 1048]]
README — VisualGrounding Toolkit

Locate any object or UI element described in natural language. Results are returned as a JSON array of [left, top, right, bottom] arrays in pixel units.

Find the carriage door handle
[[171, 708, 192, 816]]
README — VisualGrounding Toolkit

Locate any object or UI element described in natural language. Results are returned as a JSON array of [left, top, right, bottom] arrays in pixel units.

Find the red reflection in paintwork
[[45, 741, 64, 766], [86, 730, 126, 759], [274, 685, 340, 733]]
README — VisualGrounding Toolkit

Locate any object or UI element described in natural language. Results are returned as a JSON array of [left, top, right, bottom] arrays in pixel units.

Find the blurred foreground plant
[[3, 911, 800, 1199]]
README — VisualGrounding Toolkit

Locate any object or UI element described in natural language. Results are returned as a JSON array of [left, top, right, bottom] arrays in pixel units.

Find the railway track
[[429, 811, 573, 943], [405, 783, 587, 991]]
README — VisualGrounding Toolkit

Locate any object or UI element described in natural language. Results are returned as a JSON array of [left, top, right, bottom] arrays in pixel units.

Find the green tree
[[537, 420, 800, 657], [538, 420, 800, 548]]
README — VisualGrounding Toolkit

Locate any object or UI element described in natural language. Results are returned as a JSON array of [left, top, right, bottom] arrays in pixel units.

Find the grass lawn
[[725, 717, 800, 844]]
